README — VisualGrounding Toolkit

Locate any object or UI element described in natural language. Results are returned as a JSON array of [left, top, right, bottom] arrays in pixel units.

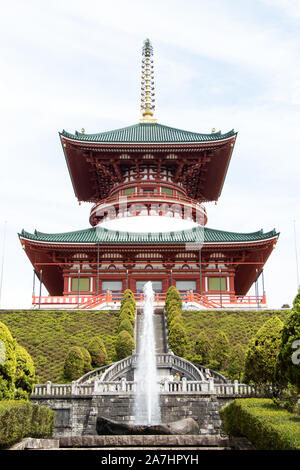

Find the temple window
[[71, 278, 90, 292], [176, 280, 196, 291], [208, 277, 227, 291]]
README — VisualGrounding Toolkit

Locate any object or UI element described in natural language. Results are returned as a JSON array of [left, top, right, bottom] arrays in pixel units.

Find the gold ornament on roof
[[140, 39, 157, 123]]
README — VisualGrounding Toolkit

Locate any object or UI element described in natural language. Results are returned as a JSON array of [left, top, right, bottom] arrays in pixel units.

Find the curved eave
[[18, 227, 279, 247], [59, 123, 237, 145]]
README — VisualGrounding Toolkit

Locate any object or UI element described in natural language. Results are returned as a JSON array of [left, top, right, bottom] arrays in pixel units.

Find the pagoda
[[19, 40, 279, 309]]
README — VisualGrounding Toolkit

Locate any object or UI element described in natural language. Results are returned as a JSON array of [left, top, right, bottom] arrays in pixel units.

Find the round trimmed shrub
[[115, 330, 135, 360], [0, 321, 17, 399], [118, 318, 134, 338], [121, 289, 136, 308], [15, 343, 35, 399], [119, 308, 135, 326], [63, 346, 84, 380], [87, 337, 107, 367], [79, 347, 92, 374]]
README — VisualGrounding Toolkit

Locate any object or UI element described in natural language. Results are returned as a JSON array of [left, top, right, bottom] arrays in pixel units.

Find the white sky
[[0, 0, 299, 309]]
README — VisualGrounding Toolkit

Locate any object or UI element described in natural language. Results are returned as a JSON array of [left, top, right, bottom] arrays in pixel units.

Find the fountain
[[134, 281, 161, 425], [96, 281, 199, 435]]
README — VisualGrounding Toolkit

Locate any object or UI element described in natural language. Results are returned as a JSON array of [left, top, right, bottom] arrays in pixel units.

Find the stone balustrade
[[31, 378, 268, 398]]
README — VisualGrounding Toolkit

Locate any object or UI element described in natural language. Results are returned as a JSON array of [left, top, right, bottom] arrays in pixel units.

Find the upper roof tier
[[60, 122, 237, 204], [60, 122, 236, 144]]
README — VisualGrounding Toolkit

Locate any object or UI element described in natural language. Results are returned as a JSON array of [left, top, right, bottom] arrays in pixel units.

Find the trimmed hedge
[[115, 330, 135, 360], [165, 287, 187, 357], [63, 346, 84, 380], [219, 398, 300, 450], [115, 290, 136, 358], [0, 310, 119, 383], [87, 336, 108, 367], [0, 400, 55, 449]]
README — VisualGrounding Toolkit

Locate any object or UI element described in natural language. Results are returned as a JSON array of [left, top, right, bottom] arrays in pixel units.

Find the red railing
[[32, 292, 266, 309]]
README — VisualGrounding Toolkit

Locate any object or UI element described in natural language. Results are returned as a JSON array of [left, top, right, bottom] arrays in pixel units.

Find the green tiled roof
[[19, 226, 278, 245], [60, 122, 236, 144]]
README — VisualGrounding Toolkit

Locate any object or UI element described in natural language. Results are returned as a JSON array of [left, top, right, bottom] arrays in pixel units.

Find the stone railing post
[[121, 377, 126, 392], [234, 380, 239, 394], [46, 381, 52, 395], [182, 377, 187, 392], [71, 381, 78, 395], [93, 379, 100, 394], [208, 377, 215, 394]]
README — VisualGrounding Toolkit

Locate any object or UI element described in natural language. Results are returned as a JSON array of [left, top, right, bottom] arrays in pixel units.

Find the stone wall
[[31, 394, 234, 437]]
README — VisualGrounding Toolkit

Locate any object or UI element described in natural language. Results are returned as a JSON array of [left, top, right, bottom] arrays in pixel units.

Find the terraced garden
[[0, 308, 290, 384], [0, 310, 119, 383], [182, 309, 289, 359]]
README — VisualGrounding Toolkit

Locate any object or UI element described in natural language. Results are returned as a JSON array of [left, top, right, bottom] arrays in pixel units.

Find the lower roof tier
[[19, 225, 278, 245], [19, 225, 279, 298]]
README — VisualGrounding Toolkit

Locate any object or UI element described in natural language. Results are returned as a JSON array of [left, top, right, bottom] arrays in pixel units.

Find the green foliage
[[211, 331, 230, 370], [114, 290, 136, 359], [181, 309, 289, 364], [78, 346, 92, 374], [87, 337, 107, 368], [219, 398, 300, 450], [165, 286, 182, 310], [0, 310, 119, 383], [63, 346, 84, 380], [121, 289, 136, 309], [14, 343, 35, 399], [168, 321, 187, 357], [115, 330, 135, 360], [227, 344, 245, 382], [244, 316, 284, 386], [119, 307, 135, 326], [118, 318, 134, 338], [194, 331, 212, 365], [0, 401, 55, 449], [0, 321, 17, 399], [276, 290, 300, 391]]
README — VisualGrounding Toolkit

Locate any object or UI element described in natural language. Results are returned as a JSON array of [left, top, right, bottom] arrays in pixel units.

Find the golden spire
[[140, 39, 157, 123]]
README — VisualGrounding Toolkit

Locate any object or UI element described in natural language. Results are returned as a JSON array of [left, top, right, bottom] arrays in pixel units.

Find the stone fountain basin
[[96, 416, 199, 435]]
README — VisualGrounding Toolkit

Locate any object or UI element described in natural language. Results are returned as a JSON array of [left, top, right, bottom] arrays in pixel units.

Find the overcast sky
[[0, 0, 299, 309]]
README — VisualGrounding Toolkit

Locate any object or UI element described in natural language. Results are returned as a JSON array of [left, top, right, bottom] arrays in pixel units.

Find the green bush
[[14, 343, 35, 400], [121, 289, 136, 309], [219, 398, 300, 450], [118, 318, 134, 338], [0, 321, 17, 400], [78, 346, 92, 374], [244, 316, 284, 386], [87, 337, 107, 368], [165, 286, 182, 310], [115, 330, 135, 360], [211, 331, 230, 370], [276, 290, 300, 391], [227, 344, 245, 382], [194, 331, 212, 365], [168, 321, 187, 357], [63, 346, 84, 380], [119, 307, 135, 326], [0, 400, 55, 449], [0, 310, 119, 383]]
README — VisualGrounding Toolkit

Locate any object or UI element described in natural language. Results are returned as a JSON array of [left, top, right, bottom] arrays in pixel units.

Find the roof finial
[[140, 39, 157, 123]]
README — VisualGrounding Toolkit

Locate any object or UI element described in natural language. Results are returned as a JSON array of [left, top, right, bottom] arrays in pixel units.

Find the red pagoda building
[[19, 40, 279, 309]]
